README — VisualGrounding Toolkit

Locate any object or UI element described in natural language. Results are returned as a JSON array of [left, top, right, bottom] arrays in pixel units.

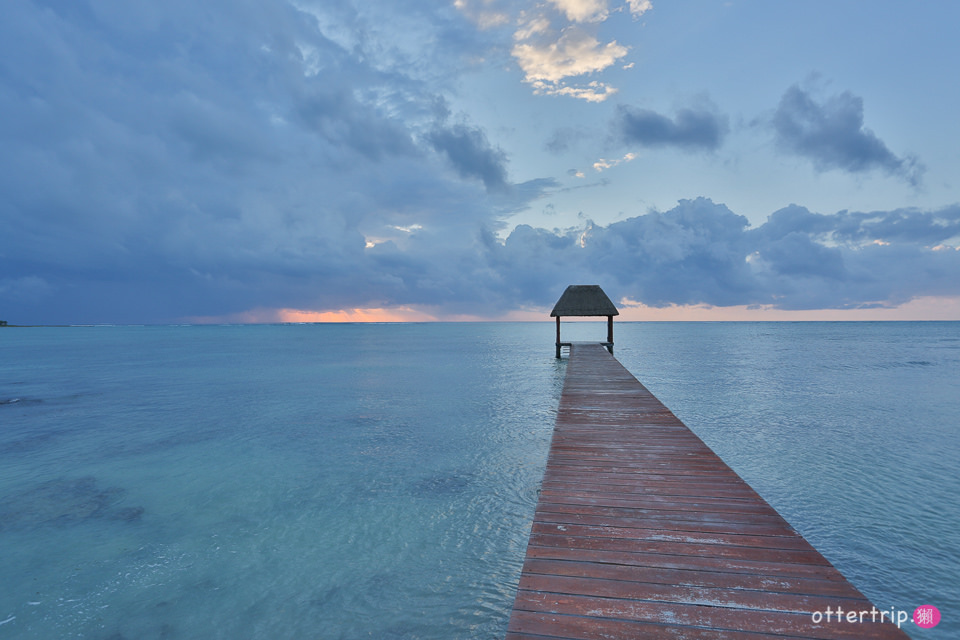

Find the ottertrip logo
[[810, 604, 941, 629]]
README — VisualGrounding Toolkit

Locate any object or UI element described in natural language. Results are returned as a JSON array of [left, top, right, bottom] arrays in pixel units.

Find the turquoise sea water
[[1, 322, 957, 639]]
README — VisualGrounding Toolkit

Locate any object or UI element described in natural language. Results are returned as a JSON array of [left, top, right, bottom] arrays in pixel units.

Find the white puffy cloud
[[626, 0, 653, 17], [545, 0, 652, 22], [512, 26, 628, 100], [512, 27, 628, 83], [592, 152, 637, 172], [547, 0, 610, 23], [532, 79, 620, 103], [455, 0, 647, 101]]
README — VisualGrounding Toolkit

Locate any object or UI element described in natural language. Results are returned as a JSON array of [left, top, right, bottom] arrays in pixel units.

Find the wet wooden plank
[[507, 343, 908, 639]]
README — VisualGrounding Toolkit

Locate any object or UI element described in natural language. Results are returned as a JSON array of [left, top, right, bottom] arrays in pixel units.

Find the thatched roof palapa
[[550, 285, 619, 317]]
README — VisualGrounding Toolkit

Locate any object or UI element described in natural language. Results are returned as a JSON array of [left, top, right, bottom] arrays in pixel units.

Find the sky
[[2, 0, 960, 324]]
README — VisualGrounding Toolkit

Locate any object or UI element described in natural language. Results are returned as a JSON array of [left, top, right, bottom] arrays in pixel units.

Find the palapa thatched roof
[[550, 285, 619, 317]]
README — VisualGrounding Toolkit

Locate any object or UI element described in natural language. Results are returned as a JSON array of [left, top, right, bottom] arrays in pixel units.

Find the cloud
[[0, 276, 55, 302], [547, 0, 611, 23], [505, 1, 646, 102], [592, 152, 637, 172], [545, 126, 590, 154], [0, 0, 546, 324], [512, 27, 627, 94], [545, 0, 653, 22], [613, 102, 729, 151], [2, 2, 957, 324], [490, 199, 960, 312], [625, 0, 653, 17], [454, 1, 650, 102], [537, 80, 620, 103], [452, 0, 511, 29], [772, 84, 924, 185], [426, 123, 509, 191]]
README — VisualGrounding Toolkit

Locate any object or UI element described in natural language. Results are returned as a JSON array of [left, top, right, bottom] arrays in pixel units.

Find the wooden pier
[[507, 343, 908, 639]]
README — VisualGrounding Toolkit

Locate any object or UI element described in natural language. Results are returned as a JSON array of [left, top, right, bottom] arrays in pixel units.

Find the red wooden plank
[[520, 558, 864, 598], [535, 492, 782, 516], [534, 506, 801, 537], [529, 521, 819, 551], [535, 500, 791, 525], [528, 532, 830, 565], [525, 545, 852, 582]]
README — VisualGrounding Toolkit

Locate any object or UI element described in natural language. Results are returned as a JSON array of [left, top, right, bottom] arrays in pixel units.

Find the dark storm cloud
[[757, 203, 960, 246], [491, 199, 960, 312], [294, 88, 420, 161], [0, 0, 544, 323], [772, 84, 923, 185], [612, 103, 729, 151], [426, 123, 509, 191]]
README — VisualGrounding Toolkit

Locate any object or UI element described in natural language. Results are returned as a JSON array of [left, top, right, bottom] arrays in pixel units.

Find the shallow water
[[1, 322, 957, 638], [612, 321, 960, 638], [1, 324, 560, 639]]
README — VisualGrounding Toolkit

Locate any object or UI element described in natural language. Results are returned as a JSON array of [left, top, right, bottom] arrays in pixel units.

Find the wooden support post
[[606, 315, 614, 354], [555, 316, 562, 358]]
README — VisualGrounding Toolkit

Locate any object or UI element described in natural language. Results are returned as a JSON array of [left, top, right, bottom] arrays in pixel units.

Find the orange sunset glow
[[187, 295, 960, 324]]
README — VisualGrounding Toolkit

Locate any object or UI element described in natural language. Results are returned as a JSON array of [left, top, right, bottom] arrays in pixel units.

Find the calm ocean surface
[[1, 322, 957, 639]]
